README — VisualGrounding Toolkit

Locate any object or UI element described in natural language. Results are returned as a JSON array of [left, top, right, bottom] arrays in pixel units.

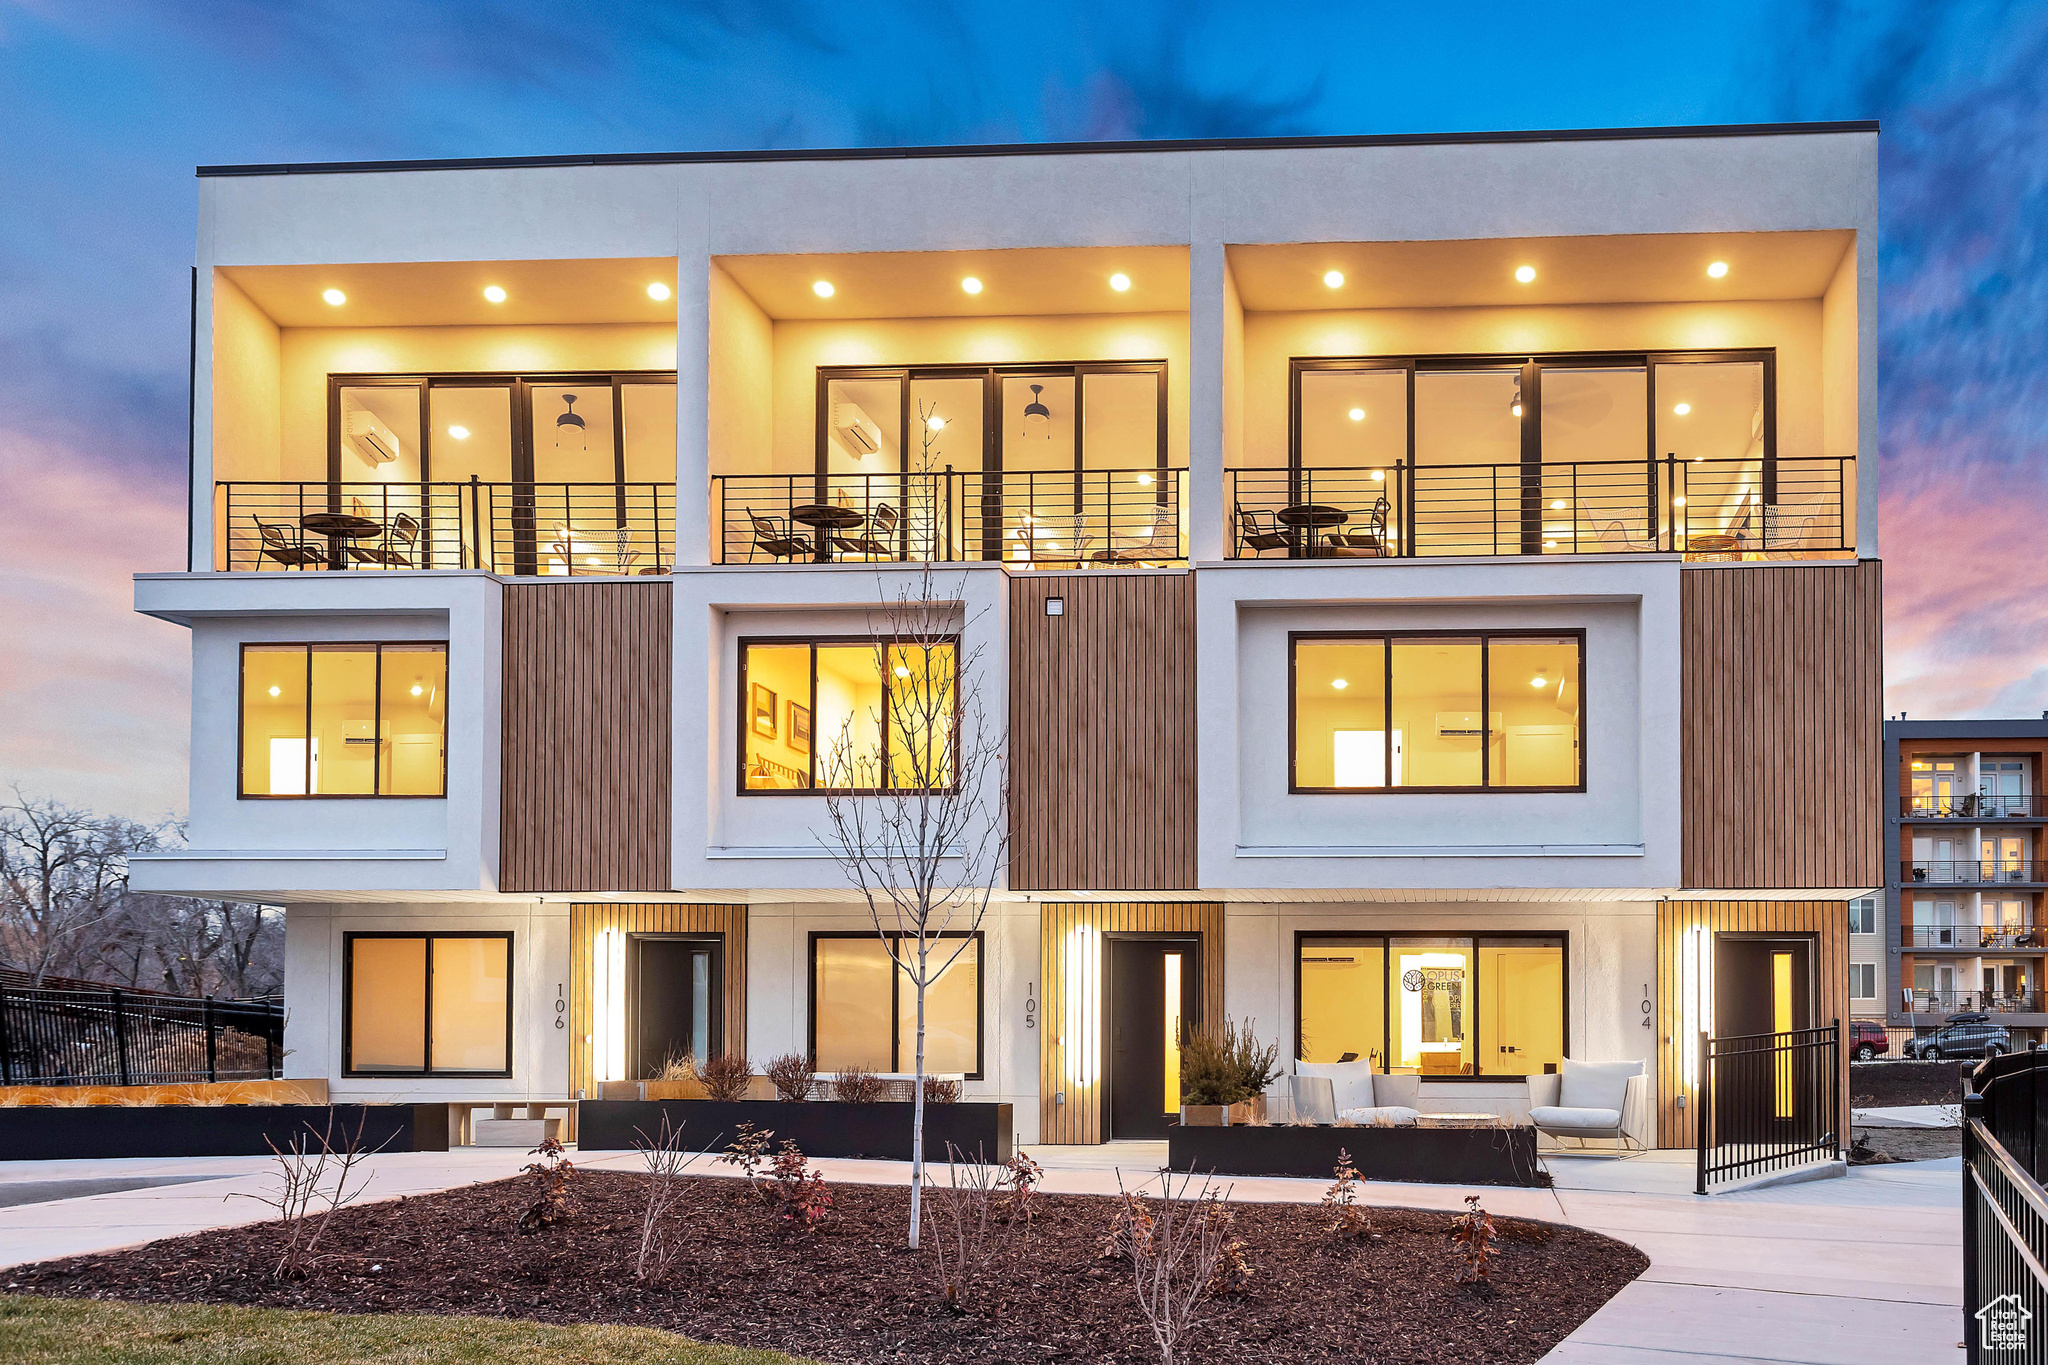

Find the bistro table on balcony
[[1275, 503, 1347, 558], [790, 503, 864, 562], [299, 511, 385, 567]]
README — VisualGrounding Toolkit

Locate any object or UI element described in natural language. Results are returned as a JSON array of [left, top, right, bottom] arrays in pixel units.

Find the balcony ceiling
[[220, 258, 682, 327], [716, 246, 1191, 321], [1228, 230, 1857, 311]]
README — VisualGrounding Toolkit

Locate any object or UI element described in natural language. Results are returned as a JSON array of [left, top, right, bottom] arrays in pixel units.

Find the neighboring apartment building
[[1886, 719, 2048, 1046], [133, 122, 1883, 1149]]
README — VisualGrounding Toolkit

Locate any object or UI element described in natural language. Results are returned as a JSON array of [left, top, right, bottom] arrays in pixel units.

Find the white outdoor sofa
[[1526, 1058, 1650, 1154]]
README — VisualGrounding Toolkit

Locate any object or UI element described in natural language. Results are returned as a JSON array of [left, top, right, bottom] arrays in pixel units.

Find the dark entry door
[[1711, 936, 1815, 1144], [632, 937, 720, 1079], [1715, 937, 1812, 1038], [1107, 937, 1199, 1139]]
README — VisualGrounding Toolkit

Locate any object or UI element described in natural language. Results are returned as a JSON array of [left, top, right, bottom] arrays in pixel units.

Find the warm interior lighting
[[1707, 261, 1729, 278], [586, 555, 601, 566], [1108, 273, 1131, 292], [1549, 499, 1565, 510], [813, 280, 835, 298], [1348, 407, 1365, 421], [893, 664, 911, 678], [1331, 679, 1348, 691], [1673, 496, 1687, 507], [1673, 402, 1692, 416], [321, 288, 346, 306], [927, 416, 946, 430], [1530, 675, 1549, 688], [482, 285, 507, 303], [647, 281, 672, 301], [1324, 270, 1345, 288], [268, 685, 281, 698], [1371, 469, 1385, 481], [1136, 472, 1155, 486], [1511, 401, 1524, 418], [1542, 539, 1557, 549], [1514, 265, 1537, 283], [961, 276, 983, 294], [447, 425, 470, 440], [410, 683, 424, 697]]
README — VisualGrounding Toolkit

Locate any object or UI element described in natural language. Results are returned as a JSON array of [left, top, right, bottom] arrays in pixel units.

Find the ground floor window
[[809, 932, 981, 1078], [1849, 963, 1877, 1000], [1295, 932, 1564, 1077], [345, 932, 511, 1075]]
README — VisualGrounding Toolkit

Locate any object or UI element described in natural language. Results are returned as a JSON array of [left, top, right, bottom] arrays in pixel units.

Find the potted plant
[[1177, 1017, 1281, 1126], [1221, 1017, 1281, 1125]]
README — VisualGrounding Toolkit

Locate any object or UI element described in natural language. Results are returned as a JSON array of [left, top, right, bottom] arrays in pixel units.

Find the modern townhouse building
[[1886, 718, 2048, 1048], [133, 121, 1883, 1150]]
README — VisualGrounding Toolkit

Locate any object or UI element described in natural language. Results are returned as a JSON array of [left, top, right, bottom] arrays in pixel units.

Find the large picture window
[[240, 643, 447, 797], [344, 932, 511, 1076], [739, 638, 957, 793], [1291, 632, 1582, 792], [1296, 932, 1565, 1078], [809, 933, 982, 1078]]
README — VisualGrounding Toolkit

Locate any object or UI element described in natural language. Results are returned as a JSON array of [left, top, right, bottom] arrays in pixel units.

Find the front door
[[1712, 936, 1815, 1141], [631, 936, 721, 1080], [1106, 937, 1199, 1140]]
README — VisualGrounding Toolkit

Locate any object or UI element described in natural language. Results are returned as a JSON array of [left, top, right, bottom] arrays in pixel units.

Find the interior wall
[[1238, 299, 1824, 470], [1221, 261, 1245, 472], [765, 312, 1190, 476], [211, 272, 283, 483], [268, 324, 678, 481], [708, 263, 774, 477], [1820, 242, 1860, 543]]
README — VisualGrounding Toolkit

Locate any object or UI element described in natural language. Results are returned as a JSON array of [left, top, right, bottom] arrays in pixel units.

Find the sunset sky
[[1, 1, 2043, 820]]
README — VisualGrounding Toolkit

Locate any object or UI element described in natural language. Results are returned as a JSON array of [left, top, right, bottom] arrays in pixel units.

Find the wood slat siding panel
[[501, 583, 673, 892], [1680, 563, 1882, 890], [1008, 574, 1196, 891], [1037, 902, 1225, 1145], [567, 903, 748, 1103], [1654, 899, 1850, 1150]]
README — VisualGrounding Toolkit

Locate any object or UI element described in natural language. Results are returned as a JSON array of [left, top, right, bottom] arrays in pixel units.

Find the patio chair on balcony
[[1019, 512, 1091, 566], [350, 512, 420, 567], [1527, 1059, 1649, 1156], [747, 510, 811, 562], [1093, 503, 1179, 563], [1594, 519, 1658, 553], [833, 503, 901, 560], [1323, 496, 1390, 557], [1233, 502, 1292, 557], [252, 516, 328, 570]]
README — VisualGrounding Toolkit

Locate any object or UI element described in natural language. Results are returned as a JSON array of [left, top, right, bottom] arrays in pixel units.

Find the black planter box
[[1168, 1122, 1542, 1187], [578, 1099, 1013, 1162], [0, 1103, 449, 1162]]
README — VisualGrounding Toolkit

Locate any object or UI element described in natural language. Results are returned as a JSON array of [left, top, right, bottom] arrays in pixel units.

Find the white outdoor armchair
[[1526, 1058, 1650, 1154]]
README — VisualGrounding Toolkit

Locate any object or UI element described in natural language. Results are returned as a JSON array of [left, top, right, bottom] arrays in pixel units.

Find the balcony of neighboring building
[[206, 258, 680, 576], [1900, 753, 2044, 821], [1217, 231, 1862, 563], [706, 246, 1189, 568]]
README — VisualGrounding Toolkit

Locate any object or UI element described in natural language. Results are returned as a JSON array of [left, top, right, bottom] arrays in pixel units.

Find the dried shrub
[[833, 1066, 887, 1103], [922, 1075, 962, 1105], [230, 1108, 387, 1279], [517, 1137, 576, 1231], [1124, 1171, 1236, 1365], [1100, 1188, 1155, 1261], [926, 1144, 1012, 1311], [1206, 1203, 1253, 1296], [698, 1052, 754, 1102], [1451, 1194, 1500, 1284], [763, 1053, 815, 1102], [1000, 1151, 1044, 1225], [654, 1054, 698, 1084], [632, 1115, 706, 1283], [720, 1123, 775, 1183], [1322, 1147, 1372, 1241]]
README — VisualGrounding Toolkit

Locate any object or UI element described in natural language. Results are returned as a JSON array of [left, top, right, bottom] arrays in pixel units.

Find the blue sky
[[2, 0, 2044, 816]]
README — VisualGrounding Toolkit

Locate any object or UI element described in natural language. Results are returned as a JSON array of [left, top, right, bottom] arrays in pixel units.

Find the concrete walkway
[[0, 1142, 1962, 1363], [1854, 1103, 1961, 1129]]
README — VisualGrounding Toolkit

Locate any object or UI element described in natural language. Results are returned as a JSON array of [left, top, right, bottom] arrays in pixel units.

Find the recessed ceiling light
[[961, 277, 983, 295], [1514, 265, 1537, 284], [1136, 472, 1155, 486], [928, 416, 946, 430], [411, 683, 424, 696], [1324, 270, 1345, 289], [268, 685, 281, 697], [893, 664, 912, 678], [1371, 469, 1385, 481], [647, 281, 671, 301], [1542, 539, 1557, 549], [1674, 496, 1688, 507], [483, 285, 507, 303], [321, 288, 346, 306], [1531, 674, 1549, 688], [1348, 407, 1365, 421], [1331, 678, 1348, 690], [1549, 499, 1565, 510], [448, 425, 471, 440], [1673, 402, 1692, 416], [1707, 261, 1729, 279], [1108, 273, 1131, 292], [813, 280, 835, 298]]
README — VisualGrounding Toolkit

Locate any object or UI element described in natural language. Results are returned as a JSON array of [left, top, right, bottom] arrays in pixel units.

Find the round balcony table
[[300, 512, 385, 568], [1275, 503, 1347, 558], [790, 503, 865, 561], [1687, 532, 1742, 559]]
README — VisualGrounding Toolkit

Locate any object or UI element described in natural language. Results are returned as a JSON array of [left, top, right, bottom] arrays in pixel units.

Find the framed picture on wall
[[751, 683, 778, 739], [788, 702, 812, 754]]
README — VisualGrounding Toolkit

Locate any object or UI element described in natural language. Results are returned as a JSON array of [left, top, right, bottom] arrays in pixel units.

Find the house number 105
[[1025, 982, 1037, 1029]]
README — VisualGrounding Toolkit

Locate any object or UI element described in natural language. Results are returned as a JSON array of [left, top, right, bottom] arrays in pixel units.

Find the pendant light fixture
[[1509, 376, 1525, 419], [1022, 383, 1051, 438], [556, 393, 587, 451]]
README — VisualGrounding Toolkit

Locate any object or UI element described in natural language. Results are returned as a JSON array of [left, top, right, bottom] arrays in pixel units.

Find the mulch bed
[[4, 1170, 1647, 1364], [1850, 1060, 1966, 1109]]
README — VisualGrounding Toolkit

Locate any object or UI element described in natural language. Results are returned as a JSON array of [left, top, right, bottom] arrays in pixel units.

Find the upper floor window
[[740, 638, 957, 793], [1849, 898, 1877, 935], [241, 643, 447, 797], [1290, 632, 1583, 792]]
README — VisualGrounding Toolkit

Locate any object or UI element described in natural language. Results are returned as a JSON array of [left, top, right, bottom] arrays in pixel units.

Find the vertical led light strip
[[1680, 924, 1713, 1089], [1064, 924, 1101, 1087], [592, 926, 627, 1084]]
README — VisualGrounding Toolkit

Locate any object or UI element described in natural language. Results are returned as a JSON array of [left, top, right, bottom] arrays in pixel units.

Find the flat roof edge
[[196, 120, 1881, 179]]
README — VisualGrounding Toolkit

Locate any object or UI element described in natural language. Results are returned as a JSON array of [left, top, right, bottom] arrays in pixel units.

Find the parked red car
[[1848, 1019, 1892, 1061]]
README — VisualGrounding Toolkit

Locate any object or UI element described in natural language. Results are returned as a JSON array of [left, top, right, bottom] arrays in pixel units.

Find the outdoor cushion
[[1528, 1105, 1623, 1132], [1295, 1059, 1376, 1112], [1559, 1058, 1641, 1113], [1337, 1105, 1420, 1126]]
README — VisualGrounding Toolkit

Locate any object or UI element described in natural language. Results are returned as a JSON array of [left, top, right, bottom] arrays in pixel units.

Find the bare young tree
[[817, 563, 1007, 1249], [1123, 1169, 1236, 1365], [0, 787, 158, 984]]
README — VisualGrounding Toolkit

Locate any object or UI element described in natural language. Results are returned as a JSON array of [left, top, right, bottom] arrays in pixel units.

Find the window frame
[[237, 641, 450, 800], [1292, 929, 1570, 1081], [341, 930, 513, 1078], [1287, 628, 1587, 795], [736, 634, 963, 797], [805, 930, 985, 1081], [1849, 963, 1878, 1001], [1849, 899, 1878, 935]]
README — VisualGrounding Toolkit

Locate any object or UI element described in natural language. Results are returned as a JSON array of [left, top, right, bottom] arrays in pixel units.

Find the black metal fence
[[0, 987, 284, 1086], [1965, 1050, 2048, 1362], [1695, 1021, 1842, 1194]]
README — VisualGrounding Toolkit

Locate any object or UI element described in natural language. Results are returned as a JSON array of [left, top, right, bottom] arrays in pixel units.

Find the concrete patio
[[0, 1141, 1961, 1363]]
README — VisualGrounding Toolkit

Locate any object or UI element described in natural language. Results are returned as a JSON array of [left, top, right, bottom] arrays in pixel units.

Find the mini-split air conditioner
[[831, 401, 884, 459], [1433, 712, 1502, 740], [342, 397, 403, 466]]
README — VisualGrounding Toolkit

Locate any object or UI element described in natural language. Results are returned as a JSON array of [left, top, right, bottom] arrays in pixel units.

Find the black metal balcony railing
[[1225, 454, 1852, 560], [1910, 926, 2048, 951], [1905, 860, 2041, 885], [216, 480, 675, 576], [1906, 792, 2048, 820], [1909, 992, 2046, 1016], [710, 468, 1186, 566]]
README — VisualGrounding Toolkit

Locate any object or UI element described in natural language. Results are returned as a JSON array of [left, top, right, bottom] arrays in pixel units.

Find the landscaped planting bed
[[1849, 1059, 1965, 1109], [5, 1169, 1647, 1364]]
